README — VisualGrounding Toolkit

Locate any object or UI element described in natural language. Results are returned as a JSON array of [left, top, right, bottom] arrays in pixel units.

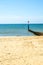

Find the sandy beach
[[0, 36, 43, 65]]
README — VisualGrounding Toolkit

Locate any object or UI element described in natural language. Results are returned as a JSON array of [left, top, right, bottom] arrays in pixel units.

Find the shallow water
[[0, 24, 43, 36]]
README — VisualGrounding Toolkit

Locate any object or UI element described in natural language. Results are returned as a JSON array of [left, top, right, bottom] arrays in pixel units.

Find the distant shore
[[0, 36, 43, 65]]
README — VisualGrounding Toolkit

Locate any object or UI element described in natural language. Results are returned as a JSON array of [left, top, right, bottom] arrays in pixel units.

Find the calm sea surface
[[0, 24, 43, 36]]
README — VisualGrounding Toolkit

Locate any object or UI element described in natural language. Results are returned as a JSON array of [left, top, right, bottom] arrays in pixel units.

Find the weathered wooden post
[[28, 21, 43, 35], [28, 21, 29, 31]]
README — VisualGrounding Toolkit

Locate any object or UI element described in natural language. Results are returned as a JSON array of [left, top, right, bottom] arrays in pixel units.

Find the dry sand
[[0, 36, 43, 65]]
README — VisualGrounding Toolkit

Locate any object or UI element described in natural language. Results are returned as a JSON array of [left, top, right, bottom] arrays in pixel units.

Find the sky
[[0, 0, 43, 24]]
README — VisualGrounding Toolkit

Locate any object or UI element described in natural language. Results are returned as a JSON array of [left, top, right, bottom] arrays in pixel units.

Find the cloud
[[0, 15, 43, 24], [29, 16, 43, 21], [0, 16, 21, 20], [0, 16, 29, 23]]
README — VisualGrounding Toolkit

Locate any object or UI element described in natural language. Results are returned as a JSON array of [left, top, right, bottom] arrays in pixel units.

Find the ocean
[[0, 24, 43, 36]]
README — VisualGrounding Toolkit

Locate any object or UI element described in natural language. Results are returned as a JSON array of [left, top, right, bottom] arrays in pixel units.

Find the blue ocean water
[[0, 24, 43, 36]]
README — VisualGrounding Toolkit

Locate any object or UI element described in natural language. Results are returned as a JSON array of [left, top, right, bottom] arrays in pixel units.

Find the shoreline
[[0, 36, 43, 37]]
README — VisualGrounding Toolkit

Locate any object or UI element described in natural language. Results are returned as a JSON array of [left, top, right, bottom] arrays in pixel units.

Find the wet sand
[[0, 36, 43, 65]]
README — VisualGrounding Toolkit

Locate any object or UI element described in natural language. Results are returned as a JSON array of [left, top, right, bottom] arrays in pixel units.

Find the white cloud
[[0, 16, 29, 24], [0, 15, 43, 24], [29, 16, 43, 21]]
